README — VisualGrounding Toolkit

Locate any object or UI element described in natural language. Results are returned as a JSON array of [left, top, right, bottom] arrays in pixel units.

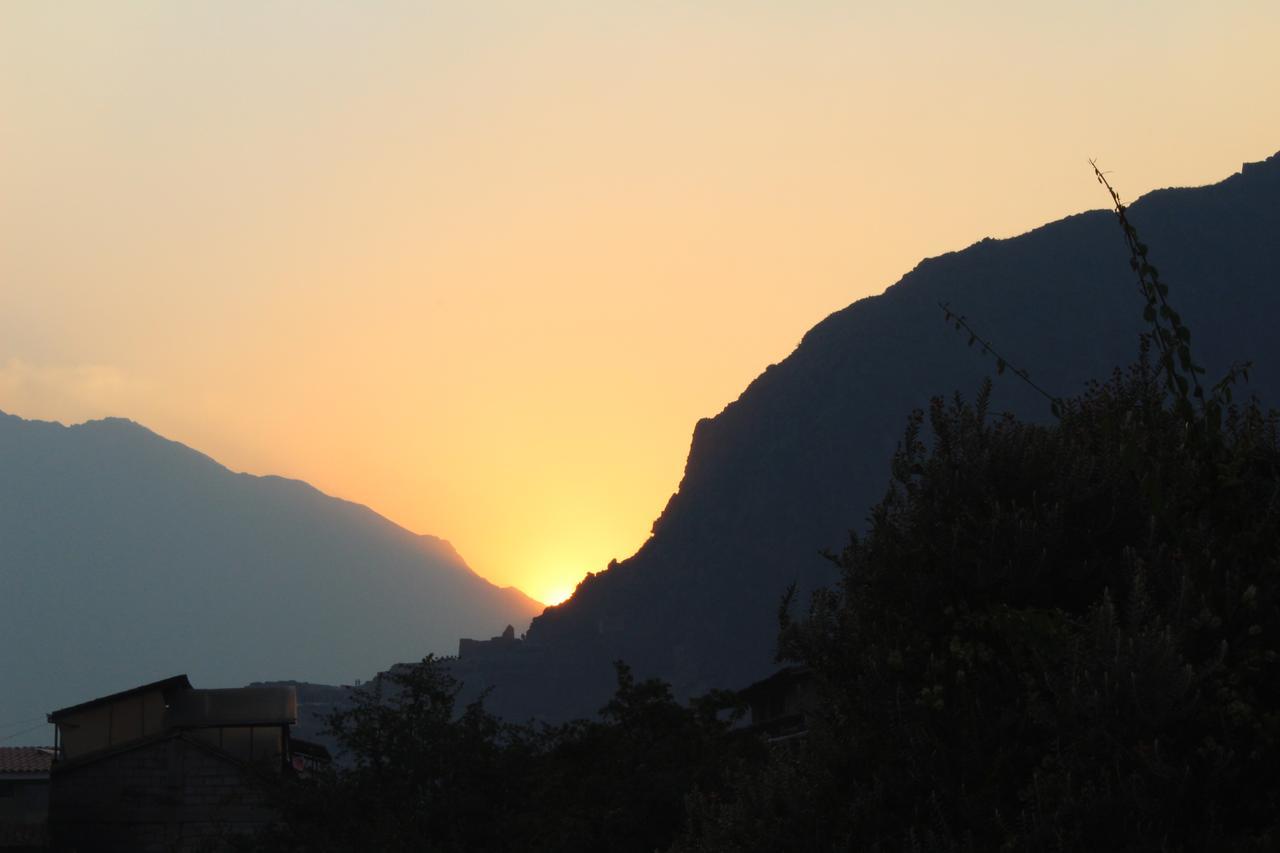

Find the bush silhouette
[[677, 173, 1280, 852]]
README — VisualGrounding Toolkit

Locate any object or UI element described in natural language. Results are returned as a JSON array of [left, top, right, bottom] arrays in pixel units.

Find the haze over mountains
[[0, 413, 541, 742], [454, 152, 1280, 721]]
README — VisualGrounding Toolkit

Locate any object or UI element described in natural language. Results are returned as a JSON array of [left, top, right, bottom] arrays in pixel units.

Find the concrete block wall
[[49, 736, 278, 852]]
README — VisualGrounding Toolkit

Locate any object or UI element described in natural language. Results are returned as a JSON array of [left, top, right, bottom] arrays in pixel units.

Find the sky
[[2, 2, 1278, 606]]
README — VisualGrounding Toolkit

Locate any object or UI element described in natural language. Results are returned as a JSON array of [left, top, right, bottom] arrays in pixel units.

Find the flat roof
[[166, 687, 298, 728]]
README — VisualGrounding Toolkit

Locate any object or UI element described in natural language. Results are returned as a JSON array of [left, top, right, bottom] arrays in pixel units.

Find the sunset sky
[[2, 2, 1278, 606]]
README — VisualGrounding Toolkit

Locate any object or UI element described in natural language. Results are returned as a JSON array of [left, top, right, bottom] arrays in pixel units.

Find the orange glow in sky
[[3, 2, 1279, 606]]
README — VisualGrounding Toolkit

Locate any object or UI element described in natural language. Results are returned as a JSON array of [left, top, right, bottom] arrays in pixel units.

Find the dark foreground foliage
[[248, 658, 749, 852], [258, 352, 1280, 852], [677, 169, 1280, 852], [678, 363, 1280, 851]]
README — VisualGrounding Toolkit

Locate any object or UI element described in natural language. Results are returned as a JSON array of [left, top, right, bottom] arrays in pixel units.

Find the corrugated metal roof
[[0, 746, 55, 774]]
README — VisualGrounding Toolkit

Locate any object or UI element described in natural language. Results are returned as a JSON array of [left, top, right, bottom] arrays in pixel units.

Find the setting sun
[[3, 1, 1278, 605], [540, 586, 575, 608]]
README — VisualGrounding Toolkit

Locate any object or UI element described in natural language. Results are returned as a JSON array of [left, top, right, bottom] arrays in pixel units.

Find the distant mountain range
[[0, 414, 541, 743], [452, 151, 1280, 722]]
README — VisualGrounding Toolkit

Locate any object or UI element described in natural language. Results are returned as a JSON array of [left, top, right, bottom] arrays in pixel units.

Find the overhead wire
[[0, 721, 52, 743]]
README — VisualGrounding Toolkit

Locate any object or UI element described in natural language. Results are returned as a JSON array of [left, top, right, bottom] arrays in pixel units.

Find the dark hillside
[[458, 152, 1280, 720]]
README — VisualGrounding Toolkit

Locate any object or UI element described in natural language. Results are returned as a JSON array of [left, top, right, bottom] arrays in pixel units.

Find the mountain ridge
[[0, 411, 541, 743], [453, 150, 1280, 721]]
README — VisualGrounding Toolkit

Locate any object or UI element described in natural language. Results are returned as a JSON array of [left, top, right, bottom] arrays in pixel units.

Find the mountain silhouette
[[452, 151, 1280, 721], [0, 413, 541, 742]]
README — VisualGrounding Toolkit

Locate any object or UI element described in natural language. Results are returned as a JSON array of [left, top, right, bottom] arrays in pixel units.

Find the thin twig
[[939, 301, 1063, 415]]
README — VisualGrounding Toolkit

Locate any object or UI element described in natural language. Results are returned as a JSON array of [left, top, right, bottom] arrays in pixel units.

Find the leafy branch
[[1090, 160, 1253, 435], [941, 163, 1253, 435], [1091, 160, 1207, 414], [939, 301, 1064, 417]]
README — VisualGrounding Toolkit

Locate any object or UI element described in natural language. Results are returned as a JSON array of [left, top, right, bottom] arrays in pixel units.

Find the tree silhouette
[[253, 658, 743, 852]]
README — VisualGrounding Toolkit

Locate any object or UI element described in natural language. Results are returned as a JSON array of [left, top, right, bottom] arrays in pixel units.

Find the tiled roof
[[0, 746, 55, 774]]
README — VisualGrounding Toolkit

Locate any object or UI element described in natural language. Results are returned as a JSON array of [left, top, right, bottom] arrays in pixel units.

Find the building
[[0, 746, 53, 850], [47, 675, 326, 852], [738, 666, 815, 743], [457, 623, 522, 661]]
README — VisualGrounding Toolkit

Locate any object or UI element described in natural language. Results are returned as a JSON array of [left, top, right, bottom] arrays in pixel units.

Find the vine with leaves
[[1090, 160, 1251, 437], [941, 161, 1252, 439]]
